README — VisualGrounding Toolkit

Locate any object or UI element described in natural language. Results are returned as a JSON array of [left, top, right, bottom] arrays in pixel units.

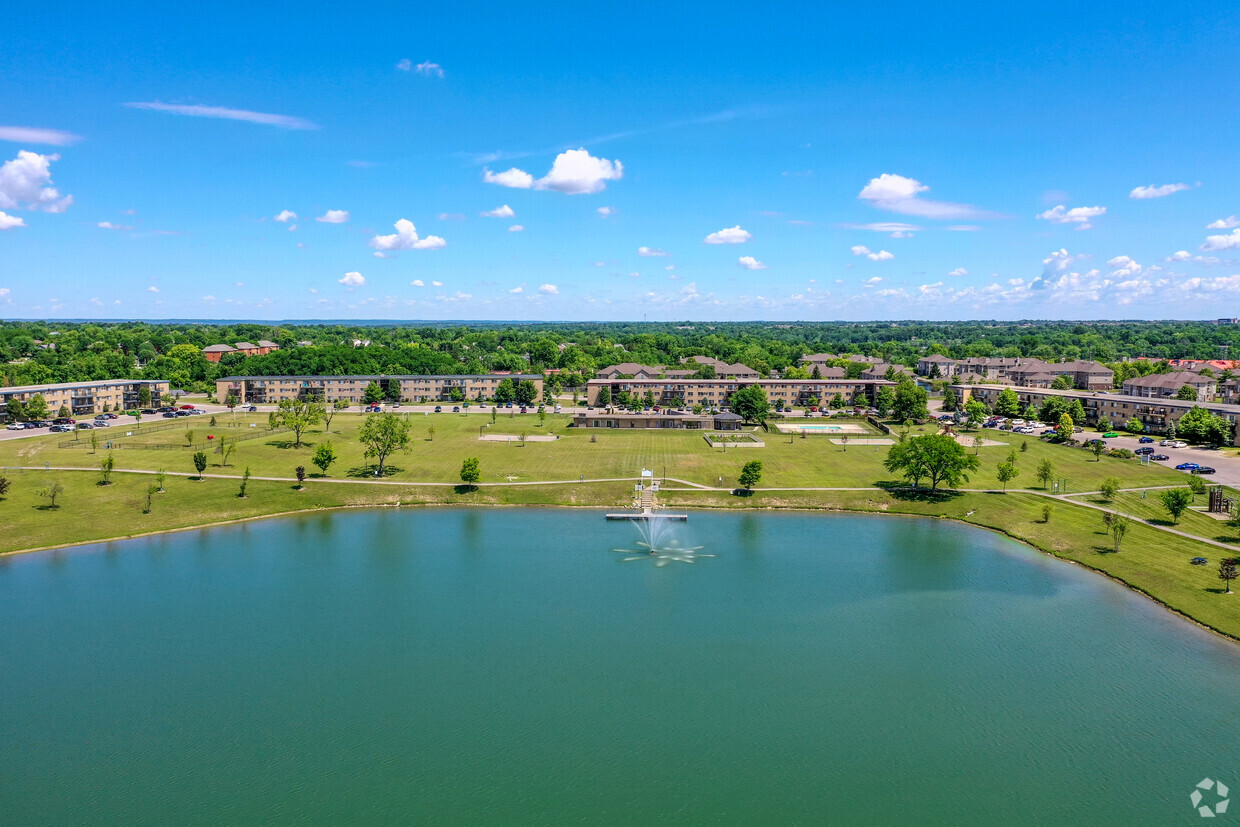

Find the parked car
[[53, 417, 75, 425], [50, 424, 73, 433], [246, 405, 258, 412], [1134, 446, 1154, 455], [434, 405, 442, 412], [1152, 454, 1170, 461], [92, 420, 110, 427], [94, 414, 109, 420], [1175, 462, 1200, 471], [76, 422, 94, 430], [1041, 428, 1056, 435], [452, 406, 460, 413], [5, 423, 24, 430], [106, 413, 118, 419], [1195, 466, 1217, 475], [179, 404, 195, 410], [1088, 438, 1107, 445], [1138, 436, 1155, 443], [1102, 431, 1119, 438], [162, 412, 178, 418], [391, 402, 401, 408]]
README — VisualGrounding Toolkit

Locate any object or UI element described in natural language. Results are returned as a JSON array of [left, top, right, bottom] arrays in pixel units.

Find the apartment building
[[678, 355, 762, 379], [202, 341, 281, 363], [952, 384, 1240, 446], [1121, 371, 1217, 402], [585, 377, 893, 407], [917, 355, 1113, 390], [0, 379, 169, 422], [216, 374, 543, 404]]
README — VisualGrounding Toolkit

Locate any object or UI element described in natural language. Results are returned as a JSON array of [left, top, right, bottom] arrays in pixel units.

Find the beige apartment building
[[952, 384, 1240, 446], [0, 379, 170, 421], [216, 374, 543, 405], [585, 377, 894, 407]]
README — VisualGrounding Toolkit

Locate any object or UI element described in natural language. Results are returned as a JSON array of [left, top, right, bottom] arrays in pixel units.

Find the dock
[[605, 469, 688, 521]]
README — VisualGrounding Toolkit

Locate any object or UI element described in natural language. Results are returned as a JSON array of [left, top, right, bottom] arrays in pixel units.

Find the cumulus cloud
[[396, 59, 412, 71], [1041, 248, 1082, 274], [1167, 250, 1193, 261], [738, 256, 768, 270], [368, 218, 447, 252], [508, 224, 524, 232], [147, 286, 159, 293], [0, 150, 73, 212], [0, 127, 83, 146], [202, 294, 216, 301], [638, 246, 670, 256], [274, 209, 297, 222], [864, 276, 883, 286], [316, 209, 349, 223], [97, 221, 133, 230], [483, 148, 623, 195], [123, 102, 318, 130], [1036, 204, 1106, 230], [339, 271, 365, 288], [481, 204, 514, 218], [411, 279, 424, 287], [850, 245, 893, 261], [0, 211, 27, 229], [703, 225, 752, 244], [538, 283, 559, 295], [858, 173, 996, 220], [1208, 216, 1240, 230], [509, 286, 524, 294], [1107, 255, 1142, 277], [947, 267, 968, 277], [1202, 228, 1240, 251], [0, 287, 12, 301], [597, 206, 616, 217], [1129, 183, 1190, 199]]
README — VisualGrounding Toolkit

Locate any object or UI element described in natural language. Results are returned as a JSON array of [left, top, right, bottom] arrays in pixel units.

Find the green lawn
[[0, 412, 1189, 492], [1066, 488, 1240, 547]]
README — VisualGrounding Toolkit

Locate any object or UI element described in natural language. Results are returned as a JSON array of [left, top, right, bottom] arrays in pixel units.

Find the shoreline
[[3, 479, 1236, 648]]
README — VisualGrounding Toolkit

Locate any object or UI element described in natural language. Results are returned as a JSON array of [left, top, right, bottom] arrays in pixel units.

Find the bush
[[1107, 448, 1134, 459]]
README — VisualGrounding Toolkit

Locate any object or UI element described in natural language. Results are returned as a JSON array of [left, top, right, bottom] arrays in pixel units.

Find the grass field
[[1066, 487, 1240, 546]]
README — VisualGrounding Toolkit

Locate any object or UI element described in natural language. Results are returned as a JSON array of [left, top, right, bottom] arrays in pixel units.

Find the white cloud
[[202, 294, 216, 301], [411, 279, 424, 287], [703, 225, 751, 244], [841, 221, 921, 234], [483, 148, 623, 195], [864, 276, 883, 286], [147, 286, 159, 293], [0, 127, 83, 146], [1207, 216, 1240, 230], [1179, 275, 1240, 294], [738, 256, 768, 270], [1042, 248, 1081, 274], [396, 59, 412, 71], [945, 225, 981, 231], [1036, 204, 1106, 230], [539, 283, 559, 295], [665, 264, 676, 271], [858, 173, 996, 220], [397, 60, 444, 77], [1107, 255, 1142, 278], [947, 267, 968, 277], [274, 209, 297, 222], [509, 286, 524, 294], [97, 221, 132, 230], [438, 212, 466, 221], [597, 206, 616, 217], [369, 218, 447, 251], [339, 271, 365, 288], [0, 150, 73, 212], [1129, 183, 1190, 199], [889, 230, 914, 238], [481, 204, 514, 218], [1202, 229, 1240, 251], [0, 211, 26, 230], [316, 209, 349, 223], [508, 224, 524, 232], [123, 102, 318, 130], [1167, 250, 1192, 261], [432, 280, 442, 287], [638, 246, 670, 256], [850, 245, 893, 261]]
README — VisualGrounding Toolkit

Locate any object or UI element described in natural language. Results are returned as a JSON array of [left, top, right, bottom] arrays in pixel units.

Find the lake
[[2, 508, 1238, 823]]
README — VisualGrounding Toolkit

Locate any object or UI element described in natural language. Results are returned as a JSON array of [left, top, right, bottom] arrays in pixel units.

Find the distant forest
[[3, 319, 1240, 392]]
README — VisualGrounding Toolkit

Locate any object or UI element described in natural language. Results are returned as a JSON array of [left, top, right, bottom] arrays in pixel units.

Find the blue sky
[[2, 2, 1239, 321]]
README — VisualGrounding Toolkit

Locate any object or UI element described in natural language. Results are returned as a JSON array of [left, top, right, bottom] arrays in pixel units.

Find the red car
[[179, 404, 195, 410]]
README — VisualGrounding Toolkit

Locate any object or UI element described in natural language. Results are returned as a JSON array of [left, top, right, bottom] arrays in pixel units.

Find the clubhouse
[[216, 374, 544, 405]]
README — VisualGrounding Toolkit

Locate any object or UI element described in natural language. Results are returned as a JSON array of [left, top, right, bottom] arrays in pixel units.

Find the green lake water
[[2, 508, 1238, 824]]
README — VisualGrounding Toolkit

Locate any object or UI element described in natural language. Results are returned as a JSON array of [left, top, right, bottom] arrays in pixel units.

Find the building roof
[[919, 354, 955, 362], [257, 340, 279, 348], [800, 353, 839, 362], [234, 342, 260, 350], [597, 362, 663, 376], [202, 344, 236, 353], [218, 374, 543, 382], [1122, 371, 1215, 390], [0, 379, 165, 395], [713, 411, 744, 421]]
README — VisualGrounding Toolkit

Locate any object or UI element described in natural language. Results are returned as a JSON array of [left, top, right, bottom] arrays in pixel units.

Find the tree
[[1188, 474, 1207, 499], [217, 433, 236, 466], [730, 384, 771, 424], [460, 457, 481, 489], [829, 393, 844, 410], [1098, 477, 1120, 502], [515, 380, 539, 406], [494, 378, 516, 404], [996, 461, 1019, 491], [1110, 514, 1129, 553], [875, 385, 895, 417], [25, 393, 47, 421], [39, 481, 64, 508], [137, 385, 152, 408], [362, 381, 385, 405], [224, 392, 239, 411], [941, 386, 958, 412], [891, 381, 929, 422], [994, 387, 1021, 417], [1176, 406, 1233, 445], [1175, 384, 1199, 401], [1051, 374, 1073, 390], [192, 451, 207, 479], [239, 466, 251, 498], [1166, 420, 1178, 441], [271, 398, 325, 448], [1056, 413, 1074, 442], [427, 425, 437, 442], [0, 476, 10, 498], [972, 434, 983, 455], [358, 413, 411, 476], [99, 454, 115, 486], [1041, 503, 1052, 523], [90, 430, 99, 454], [1125, 417, 1144, 434], [1159, 487, 1194, 524], [883, 434, 980, 492], [6, 397, 25, 422], [155, 468, 167, 492], [738, 460, 763, 493], [57, 404, 70, 418], [324, 398, 350, 432], [1090, 440, 1107, 461], [143, 483, 157, 515], [312, 442, 337, 476], [185, 429, 196, 447], [964, 398, 988, 429], [1219, 558, 1238, 595], [295, 466, 306, 489], [596, 386, 611, 406]]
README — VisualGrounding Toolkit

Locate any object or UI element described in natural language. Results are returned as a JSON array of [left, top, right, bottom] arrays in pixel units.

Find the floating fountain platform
[[605, 469, 688, 521], [606, 511, 688, 521]]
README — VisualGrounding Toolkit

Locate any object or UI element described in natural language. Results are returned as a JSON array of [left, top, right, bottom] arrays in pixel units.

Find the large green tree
[[994, 388, 1021, 417], [460, 457, 481, 488], [883, 433, 980, 492], [271, 398, 326, 448], [1159, 487, 1193, 524], [1176, 406, 1233, 445], [729, 384, 771, 424], [891, 381, 929, 422], [358, 413, 411, 476], [738, 460, 763, 492]]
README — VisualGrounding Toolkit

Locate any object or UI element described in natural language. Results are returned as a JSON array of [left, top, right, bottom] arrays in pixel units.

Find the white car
[[1168, 440, 1187, 448], [5, 423, 24, 430], [1011, 419, 1026, 426]]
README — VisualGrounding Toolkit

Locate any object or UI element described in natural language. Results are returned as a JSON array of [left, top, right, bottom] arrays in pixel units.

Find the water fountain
[[611, 513, 714, 566]]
